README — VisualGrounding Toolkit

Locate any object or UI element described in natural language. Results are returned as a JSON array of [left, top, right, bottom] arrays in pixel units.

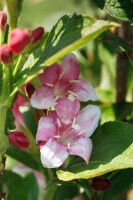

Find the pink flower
[[0, 11, 7, 30], [0, 44, 13, 64], [31, 54, 98, 122], [31, 27, 44, 43], [10, 28, 31, 54], [9, 131, 30, 149], [36, 103, 100, 168]]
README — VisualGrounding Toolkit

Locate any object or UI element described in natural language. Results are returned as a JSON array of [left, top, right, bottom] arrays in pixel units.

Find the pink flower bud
[[91, 177, 111, 191], [25, 83, 35, 99], [0, 11, 7, 30], [9, 132, 30, 149], [0, 44, 13, 64], [10, 28, 31, 54], [31, 27, 44, 43]]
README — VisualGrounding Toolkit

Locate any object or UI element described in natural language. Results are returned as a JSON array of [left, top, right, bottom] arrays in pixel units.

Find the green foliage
[[22, 106, 38, 136], [2, 171, 39, 200], [94, 0, 133, 21], [103, 169, 133, 200], [44, 179, 79, 200], [6, 147, 41, 171], [57, 121, 133, 181], [11, 14, 118, 96]]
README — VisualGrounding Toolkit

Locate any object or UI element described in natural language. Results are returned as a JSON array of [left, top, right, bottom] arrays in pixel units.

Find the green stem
[[20, 125, 38, 156], [0, 107, 8, 134], [0, 30, 4, 45], [13, 55, 23, 78], [0, 65, 9, 104]]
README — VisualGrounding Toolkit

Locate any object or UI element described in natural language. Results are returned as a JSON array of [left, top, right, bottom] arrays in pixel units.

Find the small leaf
[[57, 122, 133, 181], [94, 0, 133, 21]]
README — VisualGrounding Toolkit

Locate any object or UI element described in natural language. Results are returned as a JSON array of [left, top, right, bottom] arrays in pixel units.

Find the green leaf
[[44, 179, 78, 200], [22, 173, 39, 200], [53, 183, 78, 200], [57, 122, 133, 181], [6, 147, 41, 171], [2, 171, 39, 200], [22, 106, 38, 136], [11, 14, 118, 96], [103, 169, 133, 200], [94, 0, 133, 21]]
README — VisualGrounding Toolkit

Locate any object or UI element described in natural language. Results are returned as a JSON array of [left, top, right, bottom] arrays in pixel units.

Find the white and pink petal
[[59, 54, 80, 82], [30, 85, 56, 109], [55, 98, 80, 124], [40, 139, 69, 168], [76, 105, 101, 137], [69, 80, 98, 102], [39, 64, 60, 85], [36, 117, 56, 143], [69, 137, 92, 164]]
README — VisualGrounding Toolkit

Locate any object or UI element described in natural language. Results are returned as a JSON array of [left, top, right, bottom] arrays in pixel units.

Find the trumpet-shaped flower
[[31, 54, 98, 117], [36, 104, 101, 168]]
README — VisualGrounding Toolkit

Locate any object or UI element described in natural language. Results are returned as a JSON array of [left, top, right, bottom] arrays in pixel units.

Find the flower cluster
[[31, 53, 101, 168], [0, 11, 44, 64]]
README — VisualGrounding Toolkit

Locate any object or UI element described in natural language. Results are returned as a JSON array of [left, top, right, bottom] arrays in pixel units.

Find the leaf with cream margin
[[57, 122, 133, 181], [10, 13, 119, 97]]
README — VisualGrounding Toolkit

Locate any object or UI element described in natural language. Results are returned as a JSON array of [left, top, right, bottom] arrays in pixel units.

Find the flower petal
[[76, 105, 101, 137], [59, 53, 80, 82], [30, 85, 56, 109], [39, 64, 60, 85], [36, 117, 56, 143], [69, 80, 98, 101], [56, 98, 80, 124], [69, 137, 92, 164], [40, 139, 69, 168]]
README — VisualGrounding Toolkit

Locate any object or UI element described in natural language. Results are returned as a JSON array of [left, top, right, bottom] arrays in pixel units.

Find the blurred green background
[[19, 0, 104, 30]]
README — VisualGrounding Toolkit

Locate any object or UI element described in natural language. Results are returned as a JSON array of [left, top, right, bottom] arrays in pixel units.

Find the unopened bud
[[91, 177, 111, 191], [10, 28, 31, 54], [9, 132, 30, 149], [0, 11, 7, 30], [31, 27, 44, 43], [0, 44, 13, 64], [25, 83, 35, 99]]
